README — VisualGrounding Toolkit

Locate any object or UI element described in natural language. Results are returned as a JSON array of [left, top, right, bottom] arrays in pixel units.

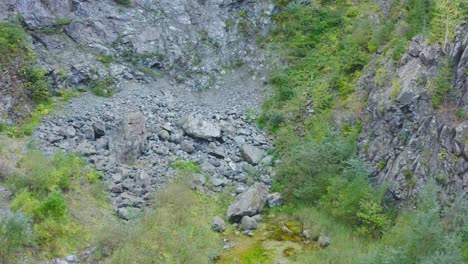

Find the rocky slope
[[358, 23, 468, 204], [33, 77, 275, 219]]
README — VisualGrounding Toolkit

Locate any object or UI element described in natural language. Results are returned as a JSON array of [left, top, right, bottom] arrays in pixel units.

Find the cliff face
[[0, 0, 273, 123], [358, 23, 467, 204]]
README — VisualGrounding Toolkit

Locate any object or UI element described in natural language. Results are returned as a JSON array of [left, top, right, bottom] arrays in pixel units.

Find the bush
[[275, 137, 356, 205], [114, 0, 131, 7], [0, 212, 33, 263], [170, 160, 201, 174], [366, 183, 465, 263], [5, 149, 112, 258]]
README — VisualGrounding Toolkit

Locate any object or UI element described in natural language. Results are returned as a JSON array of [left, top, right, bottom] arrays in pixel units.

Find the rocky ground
[[33, 71, 276, 220]]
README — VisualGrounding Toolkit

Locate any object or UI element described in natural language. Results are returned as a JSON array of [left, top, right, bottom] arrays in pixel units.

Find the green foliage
[[275, 137, 357, 205], [0, 212, 33, 263], [406, 0, 433, 38], [170, 160, 201, 174], [97, 54, 114, 64], [58, 89, 79, 102], [5, 150, 111, 258], [356, 200, 390, 238], [431, 57, 453, 108], [23, 66, 51, 104], [430, 0, 466, 45], [365, 183, 466, 263], [0, 20, 29, 56], [90, 77, 114, 97], [114, 0, 131, 7], [55, 18, 71, 26]]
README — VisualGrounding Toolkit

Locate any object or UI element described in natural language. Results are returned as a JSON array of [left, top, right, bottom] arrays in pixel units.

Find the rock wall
[[358, 23, 468, 204], [3, 0, 273, 92]]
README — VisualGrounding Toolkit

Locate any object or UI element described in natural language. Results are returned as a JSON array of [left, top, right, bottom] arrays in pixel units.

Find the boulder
[[93, 121, 106, 138], [211, 216, 227, 232], [241, 215, 258, 230], [318, 236, 330, 248], [240, 145, 265, 165], [267, 192, 283, 207], [226, 182, 269, 223], [181, 116, 221, 140], [109, 112, 147, 163], [76, 142, 96, 156]]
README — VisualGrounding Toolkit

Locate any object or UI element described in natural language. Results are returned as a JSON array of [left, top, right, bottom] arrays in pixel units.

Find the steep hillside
[[0, 0, 467, 263]]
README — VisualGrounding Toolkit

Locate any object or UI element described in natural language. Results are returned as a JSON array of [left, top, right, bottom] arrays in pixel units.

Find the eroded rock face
[[357, 23, 468, 203], [109, 112, 147, 164], [3, 0, 273, 92], [226, 182, 269, 223]]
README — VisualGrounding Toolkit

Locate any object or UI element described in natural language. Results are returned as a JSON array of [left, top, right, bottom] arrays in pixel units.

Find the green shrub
[[37, 191, 68, 220], [0, 212, 33, 263], [275, 137, 357, 205], [366, 183, 465, 263], [5, 150, 111, 258], [356, 200, 390, 238], [114, 0, 131, 7], [90, 77, 114, 97], [431, 57, 453, 108], [170, 160, 201, 174]]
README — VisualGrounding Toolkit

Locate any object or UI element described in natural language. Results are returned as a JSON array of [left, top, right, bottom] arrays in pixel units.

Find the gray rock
[[226, 182, 269, 223], [180, 141, 194, 153], [252, 214, 263, 223], [93, 121, 106, 138], [65, 126, 76, 138], [211, 216, 227, 232], [181, 116, 221, 140], [318, 236, 330, 248], [137, 170, 151, 188], [241, 215, 258, 230], [158, 130, 170, 141], [76, 142, 96, 156], [240, 145, 266, 165], [109, 112, 147, 163], [191, 174, 206, 191], [267, 192, 283, 207]]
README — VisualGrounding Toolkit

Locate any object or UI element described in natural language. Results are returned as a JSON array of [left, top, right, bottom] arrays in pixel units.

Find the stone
[[93, 121, 106, 138], [109, 112, 147, 163], [208, 146, 226, 159], [82, 126, 95, 140], [240, 145, 266, 165], [137, 170, 151, 188], [252, 214, 263, 223], [181, 116, 221, 140], [243, 230, 254, 237], [226, 182, 269, 223], [158, 130, 170, 141], [267, 192, 283, 207], [241, 215, 258, 230], [65, 126, 76, 137], [180, 141, 194, 153], [211, 216, 227, 232], [318, 236, 330, 248], [76, 142, 96, 156]]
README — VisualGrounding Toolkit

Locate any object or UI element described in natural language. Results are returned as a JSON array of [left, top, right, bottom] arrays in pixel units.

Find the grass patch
[[3, 149, 114, 259], [96, 173, 223, 263]]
